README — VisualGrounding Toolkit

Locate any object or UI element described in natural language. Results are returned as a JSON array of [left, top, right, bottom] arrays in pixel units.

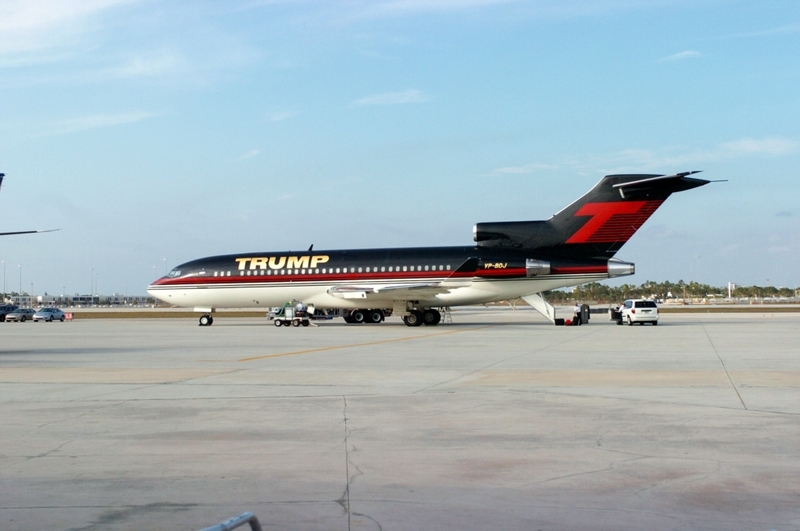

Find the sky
[[0, 0, 798, 297]]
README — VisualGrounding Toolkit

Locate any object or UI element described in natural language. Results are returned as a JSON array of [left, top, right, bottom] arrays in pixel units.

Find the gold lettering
[[235, 258, 250, 271], [250, 257, 268, 270], [287, 256, 310, 269], [268, 256, 287, 269], [310, 255, 330, 268]]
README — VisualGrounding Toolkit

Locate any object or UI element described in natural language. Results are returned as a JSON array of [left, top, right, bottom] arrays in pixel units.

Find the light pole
[[18, 264, 22, 296]]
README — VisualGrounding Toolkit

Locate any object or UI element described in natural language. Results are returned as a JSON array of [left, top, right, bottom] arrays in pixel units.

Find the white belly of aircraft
[[147, 273, 607, 311]]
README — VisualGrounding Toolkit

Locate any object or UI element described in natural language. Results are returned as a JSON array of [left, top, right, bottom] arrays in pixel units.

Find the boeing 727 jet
[[148, 172, 710, 326]]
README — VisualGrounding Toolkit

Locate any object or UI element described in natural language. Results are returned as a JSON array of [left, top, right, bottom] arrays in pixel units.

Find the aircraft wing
[[327, 257, 479, 300], [0, 174, 59, 236], [0, 229, 59, 236], [328, 282, 451, 300]]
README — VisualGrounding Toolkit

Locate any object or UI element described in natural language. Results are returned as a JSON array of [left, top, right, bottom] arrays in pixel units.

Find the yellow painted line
[[237, 325, 494, 362]]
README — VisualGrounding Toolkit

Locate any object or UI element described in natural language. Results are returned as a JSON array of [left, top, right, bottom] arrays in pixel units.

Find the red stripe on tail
[[566, 200, 664, 244]]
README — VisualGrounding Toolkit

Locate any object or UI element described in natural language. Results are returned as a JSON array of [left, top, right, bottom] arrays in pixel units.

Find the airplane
[[148, 171, 711, 327], [0, 173, 59, 236]]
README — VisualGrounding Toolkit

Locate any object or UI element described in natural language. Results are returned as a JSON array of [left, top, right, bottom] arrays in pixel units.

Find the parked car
[[620, 299, 659, 325], [0, 304, 19, 322], [5, 308, 36, 322], [33, 307, 66, 322]]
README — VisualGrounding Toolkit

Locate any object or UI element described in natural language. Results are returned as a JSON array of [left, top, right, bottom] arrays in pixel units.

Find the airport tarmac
[[1, 308, 799, 531]]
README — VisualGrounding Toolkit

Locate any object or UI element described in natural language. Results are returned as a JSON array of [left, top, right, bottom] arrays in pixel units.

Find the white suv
[[620, 299, 659, 326]]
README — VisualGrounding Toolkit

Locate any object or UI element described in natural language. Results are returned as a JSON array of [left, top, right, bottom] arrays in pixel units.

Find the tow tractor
[[270, 301, 311, 327]]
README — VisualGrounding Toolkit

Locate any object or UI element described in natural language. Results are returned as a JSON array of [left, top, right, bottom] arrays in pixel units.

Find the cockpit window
[[167, 269, 182, 278]]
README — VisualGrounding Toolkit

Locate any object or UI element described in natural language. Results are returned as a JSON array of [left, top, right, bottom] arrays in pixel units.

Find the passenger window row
[[211, 264, 452, 277]]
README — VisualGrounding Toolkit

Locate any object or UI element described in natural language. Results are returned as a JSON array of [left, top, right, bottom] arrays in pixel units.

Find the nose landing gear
[[199, 314, 214, 326]]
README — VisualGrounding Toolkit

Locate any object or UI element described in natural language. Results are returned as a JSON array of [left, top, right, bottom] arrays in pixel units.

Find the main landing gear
[[343, 309, 385, 324], [342, 307, 443, 327], [199, 314, 214, 326], [402, 309, 441, 327]]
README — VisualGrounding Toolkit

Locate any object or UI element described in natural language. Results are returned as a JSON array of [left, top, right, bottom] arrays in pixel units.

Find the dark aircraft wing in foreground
[[0, 173, 59, 236]]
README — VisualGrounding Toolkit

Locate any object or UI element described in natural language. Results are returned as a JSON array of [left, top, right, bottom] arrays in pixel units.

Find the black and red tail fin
[[474, 171, 709, 260]]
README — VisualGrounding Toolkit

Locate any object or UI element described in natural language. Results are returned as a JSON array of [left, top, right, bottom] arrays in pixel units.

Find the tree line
[[543, 281, 797, 303]]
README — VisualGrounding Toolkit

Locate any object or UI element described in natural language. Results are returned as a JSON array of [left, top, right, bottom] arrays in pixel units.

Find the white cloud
[[490, 163, 558, 175], [239, 150, 260, 160], [360, 0, 519, 16], [105, 51, 183, 79], [720, 137, 799, 156], [0, 0, 134, 61], [587, 137, 799, 173], [659, 50, 702, 62], [492, 136, 800, 177], [46, 111, 157, 135], [269, 111, 298, 122], [353, 89, 430, 106], [721, 23, 800, 39]]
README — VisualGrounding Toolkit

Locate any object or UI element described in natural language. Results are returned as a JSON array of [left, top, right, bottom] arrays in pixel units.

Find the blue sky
[[1, 0, 798, 297]]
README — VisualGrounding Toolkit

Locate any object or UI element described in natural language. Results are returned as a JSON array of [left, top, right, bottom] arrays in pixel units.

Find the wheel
[[60, 316, 65, 322], [351, 310, 366, 324], [274, 320, 282, 327], [627, 316, 632, 326], [343, 315, 355, 324], [367, 310, 384, 324], [199, 314, 212, 326], [292, 319, 301, 327], [301, 320, 309, 327], [422, 309, 441, 326], [21, 316, 26, 322], [48, 317, 53, 322], [652, 321, 658, 326], [402, 310, 423, 327]]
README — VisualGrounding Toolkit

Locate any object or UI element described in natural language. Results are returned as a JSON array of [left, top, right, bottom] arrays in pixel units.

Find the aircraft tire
[[402, 310, 423, 327], [422, 309, 441, 326], [199, 315, 212, 326], [367, 310, 384, 324], [351, 310, 366, 324]]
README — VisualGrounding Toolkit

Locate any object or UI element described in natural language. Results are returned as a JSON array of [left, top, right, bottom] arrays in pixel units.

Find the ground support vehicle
[[620, 299, 659, 325], [270, 302, 310, 327]]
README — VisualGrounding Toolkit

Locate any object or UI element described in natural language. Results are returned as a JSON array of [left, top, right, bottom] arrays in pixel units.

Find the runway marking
[[237, 325, 493, 362], [701, 321, 748, 410]]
